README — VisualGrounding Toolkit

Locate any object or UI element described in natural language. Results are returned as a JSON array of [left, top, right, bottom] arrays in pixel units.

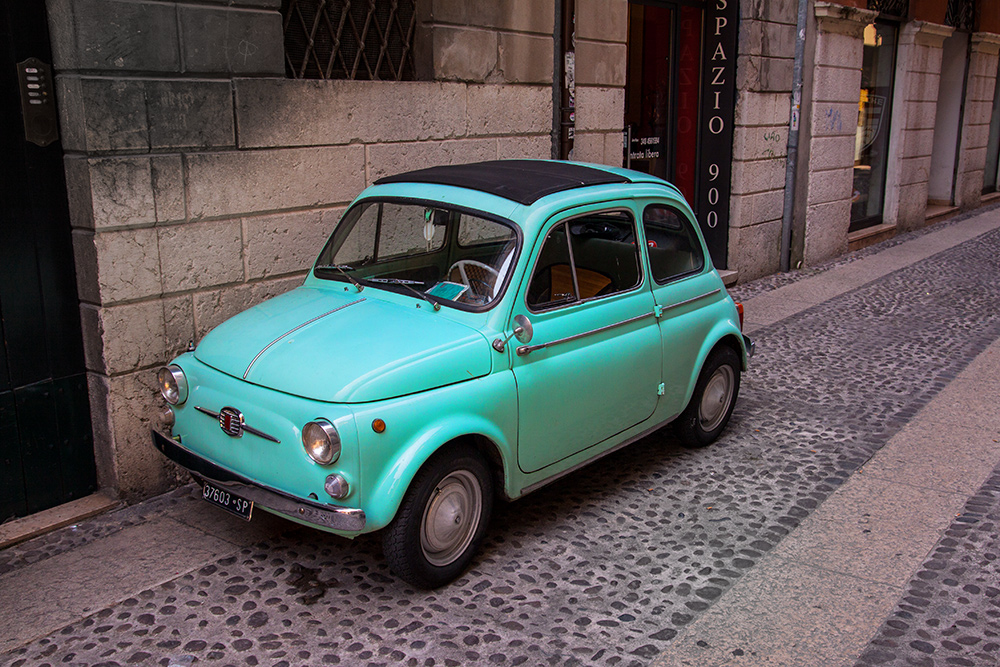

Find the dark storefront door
[[1, 3, 97, 521], [625, 2, 701, 202], [624, 0, 737, 269]]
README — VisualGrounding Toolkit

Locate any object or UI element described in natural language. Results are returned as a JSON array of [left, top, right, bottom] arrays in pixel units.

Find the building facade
[[2, 0, 999, 513]]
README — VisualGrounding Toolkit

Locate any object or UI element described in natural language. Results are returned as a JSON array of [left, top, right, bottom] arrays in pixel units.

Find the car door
[[511, 204, 662, 473], [641, 203, 722, 416]]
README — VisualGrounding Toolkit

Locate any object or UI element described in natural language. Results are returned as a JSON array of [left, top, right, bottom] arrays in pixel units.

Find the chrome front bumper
[[743, 334, 755, 359], [151, 430, 366, 532]]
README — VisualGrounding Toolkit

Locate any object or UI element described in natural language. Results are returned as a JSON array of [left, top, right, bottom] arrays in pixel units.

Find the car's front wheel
[[382, 445, 493, 588], [673, 345, 741, 448]]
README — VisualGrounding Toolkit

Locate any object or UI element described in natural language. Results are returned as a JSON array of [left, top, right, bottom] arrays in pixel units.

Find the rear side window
[[643, 205, 704, 284], [526, 210, 642, 311]]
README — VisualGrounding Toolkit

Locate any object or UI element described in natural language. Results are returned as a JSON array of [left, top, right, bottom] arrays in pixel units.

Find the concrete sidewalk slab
[[0, 516, 238, 654], [769, 475, 963, 586], [652, 557, 900, 667]]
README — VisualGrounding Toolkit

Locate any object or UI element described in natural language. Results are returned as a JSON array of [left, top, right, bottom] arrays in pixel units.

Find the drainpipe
[[780, 0, 809, 272], [553, 0, 575, 160]]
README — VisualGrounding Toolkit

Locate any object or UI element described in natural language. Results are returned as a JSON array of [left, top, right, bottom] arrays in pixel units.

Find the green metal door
[[1, 3, 97, 521], [512, 204, 662, 474]]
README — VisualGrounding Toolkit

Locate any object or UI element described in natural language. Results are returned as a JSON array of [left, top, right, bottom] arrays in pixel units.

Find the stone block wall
[[800, 3, 873, 264], [572, 0, 629, 165], [953, 34, 1000, 209], [726, 0, 798, 281], [420, 0, 556, 84], [886, 21, 952, 231], [47, 0, 556, 500]]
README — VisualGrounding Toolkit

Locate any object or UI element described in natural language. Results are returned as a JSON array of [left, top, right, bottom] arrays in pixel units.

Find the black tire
[[382, 446, 493, 589], [673, 346, 741, 448]]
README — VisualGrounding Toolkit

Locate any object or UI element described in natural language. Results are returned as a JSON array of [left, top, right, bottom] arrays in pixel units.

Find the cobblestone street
[[2, 210, 1000, 667]]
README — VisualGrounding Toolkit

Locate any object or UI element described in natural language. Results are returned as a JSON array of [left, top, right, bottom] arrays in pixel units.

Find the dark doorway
[[624, 1, 702, 203], [1, 3, 97, 521]]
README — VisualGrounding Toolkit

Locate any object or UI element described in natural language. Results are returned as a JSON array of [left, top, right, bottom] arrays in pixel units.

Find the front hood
[[194, 287, 493, 403]]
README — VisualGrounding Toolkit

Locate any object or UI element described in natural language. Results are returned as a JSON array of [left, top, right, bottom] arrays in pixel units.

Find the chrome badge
[[219, 406, 244, 437]]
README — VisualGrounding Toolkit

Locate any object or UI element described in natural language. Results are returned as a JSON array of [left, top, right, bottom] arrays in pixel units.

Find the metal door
[[512, 204, 662, 474], [1, 3, 97, 521]]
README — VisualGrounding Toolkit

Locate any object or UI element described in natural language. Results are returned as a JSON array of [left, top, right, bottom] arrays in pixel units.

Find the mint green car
[[152, 160, 753, 588]]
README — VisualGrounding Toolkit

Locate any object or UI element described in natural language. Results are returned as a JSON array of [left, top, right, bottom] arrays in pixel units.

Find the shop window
[[851, 21, 898, 231], [281, 0, 417, 80]]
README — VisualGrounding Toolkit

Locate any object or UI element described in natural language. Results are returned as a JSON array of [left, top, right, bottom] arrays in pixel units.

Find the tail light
[[736, 302, 744, 331]]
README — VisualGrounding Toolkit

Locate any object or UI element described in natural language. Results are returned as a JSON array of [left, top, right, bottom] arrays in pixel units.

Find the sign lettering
[[697, 0, 739, 268]]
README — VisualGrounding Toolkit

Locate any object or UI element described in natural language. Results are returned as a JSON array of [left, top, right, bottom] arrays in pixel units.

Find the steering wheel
[[448, 260, 499, 297]]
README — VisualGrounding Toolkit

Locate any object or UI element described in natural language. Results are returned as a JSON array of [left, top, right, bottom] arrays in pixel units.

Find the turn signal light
[[736, 302, 744, 331]]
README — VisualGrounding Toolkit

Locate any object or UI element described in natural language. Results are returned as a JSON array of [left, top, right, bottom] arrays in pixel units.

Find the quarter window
[[643, 205, 704, 283], [527, 211, 642, 311]]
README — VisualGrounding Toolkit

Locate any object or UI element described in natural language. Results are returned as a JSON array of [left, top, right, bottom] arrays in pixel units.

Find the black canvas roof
[[373, 160, 632, 205]]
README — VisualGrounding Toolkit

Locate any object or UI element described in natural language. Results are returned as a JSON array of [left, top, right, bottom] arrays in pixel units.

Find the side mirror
[[492, 314, 533, 352], [513, 314, 533, 344]]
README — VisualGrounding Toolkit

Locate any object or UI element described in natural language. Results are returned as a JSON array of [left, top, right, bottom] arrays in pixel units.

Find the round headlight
[[302, 420, 341, 465], [157, 365, 188, 405]]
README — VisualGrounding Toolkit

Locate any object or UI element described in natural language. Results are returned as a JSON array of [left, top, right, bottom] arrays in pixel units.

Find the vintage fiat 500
[[152, 160, 753, 588]]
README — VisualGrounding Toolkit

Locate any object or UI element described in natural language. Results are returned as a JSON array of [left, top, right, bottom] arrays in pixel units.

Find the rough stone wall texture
[[726, 0, 798, 281], [800, 4, 873, 265], [423, 0, 555, 84], [48, 0, 554, 501], [953, 34, 1000, 210], [572, 0, 628, 166], [887, 21, 952, 232]]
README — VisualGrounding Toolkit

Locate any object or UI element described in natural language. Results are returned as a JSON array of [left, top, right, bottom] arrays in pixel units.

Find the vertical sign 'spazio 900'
[[697, 0, 739, 269], [150, 160, 754, 589]]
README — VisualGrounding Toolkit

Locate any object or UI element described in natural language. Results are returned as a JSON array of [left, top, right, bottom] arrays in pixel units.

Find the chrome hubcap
[[698, 364, 735, 432], [420, 470, 482, 567]]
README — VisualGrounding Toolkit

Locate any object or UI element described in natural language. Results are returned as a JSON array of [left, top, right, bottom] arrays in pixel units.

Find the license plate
[[201, 481, 253, 521]]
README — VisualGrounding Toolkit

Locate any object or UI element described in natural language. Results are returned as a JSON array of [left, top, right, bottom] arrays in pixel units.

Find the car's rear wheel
[[382, 445, 493, 588], [673, 346, 741, 448]]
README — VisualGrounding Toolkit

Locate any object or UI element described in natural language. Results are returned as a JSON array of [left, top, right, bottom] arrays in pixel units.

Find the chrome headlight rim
[[157, 365, 188, 406], [302, 420, 341, 465]]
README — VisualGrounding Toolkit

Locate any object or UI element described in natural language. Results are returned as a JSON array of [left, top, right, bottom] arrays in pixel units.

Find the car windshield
[[314, 200, 519, 310]]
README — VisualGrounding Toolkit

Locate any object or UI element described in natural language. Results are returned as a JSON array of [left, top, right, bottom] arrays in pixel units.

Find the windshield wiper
[[366, 278, 441, 311], [315, 264, 364, 292]]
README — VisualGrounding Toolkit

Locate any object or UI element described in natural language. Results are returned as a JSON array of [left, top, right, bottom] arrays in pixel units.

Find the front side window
[[315, 201, 517, 309], [526, 210, 642, 311], [643, 205, 704, 283]]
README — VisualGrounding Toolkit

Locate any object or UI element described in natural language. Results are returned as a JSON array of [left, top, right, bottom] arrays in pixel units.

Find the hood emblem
[[219, 407, 244, 437], [195, 406, 281, 443]]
